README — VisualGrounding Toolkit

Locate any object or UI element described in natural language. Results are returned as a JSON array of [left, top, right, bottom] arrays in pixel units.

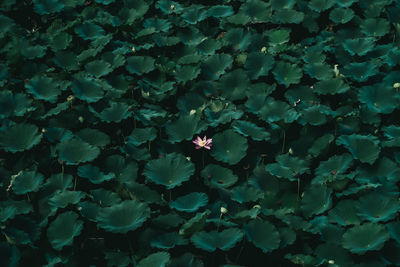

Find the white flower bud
[[220, 207, 228, 214]]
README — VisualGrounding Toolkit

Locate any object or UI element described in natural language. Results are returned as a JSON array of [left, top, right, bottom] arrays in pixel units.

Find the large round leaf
[[169, 192, 208, 212], [126, 56, 155, 75], [336, 134, 380, 164], [47, 211, 83, 251], [137, 252, 170, 267], [272, 61, 303, 87], [359, 84, 398, 114], [232, 120, 270, 141], [191, 228, 243, 252], [301, 184, 332, 218], [266, 154, 309, 181], [56, 138, 100, 165], [11, 170, 44, 195], [71, 75, 105, 103], [244, 220, 280, 253], [0, 123, 42, 153], [97, 200, 150, 233], [143, 153, 195, 189], [165, 115, 207, 143], [0, 91, 31, 119], [201, 164, 238, 188], [201, 54, 233, 80], [25, 76, 63, 103], [244, 52, 275, 80], [210, 130, 248, 165], [77, 164, 115, 184], [357, 192, 400, 222], [314, 78, 350, 95], [342, 223, 390, 254]]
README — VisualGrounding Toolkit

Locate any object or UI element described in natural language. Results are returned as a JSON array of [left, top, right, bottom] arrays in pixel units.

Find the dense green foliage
[[1, 0, 400, 266]]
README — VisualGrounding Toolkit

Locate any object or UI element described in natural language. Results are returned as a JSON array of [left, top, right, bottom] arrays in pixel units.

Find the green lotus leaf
[[177, 92, 206, 114], [126, 56, 155, 75], [47, 211, 83, 251], [330, 7, 354, 24], [299, 105, 333, 126], [0, 200, 33, 223], [0, 91, 31, 119], [201, 54, 233, 80], [273, 61, 303, 88], [50, 32, 72, 51], [0, 15, 15, 34], [204, 101, 244, 127], [191, 228, 243, 252], [91, 102, 132, 123], [97, 200, 150, 233], [137, 252, 170, 267], [201, 164, 238, 189], [343, 37, 375, 56], [313, 78, 350, 95], [95, 0, 115, 4], [75, 22, 105, 40], [78, 201, 100, 222], [266, 154, 309, 181], [273, 9, 304, 24], [76, 128, 110, 148], [49, 190, 86, 209], [3, 216, 41, 246], [71, 75, 105, 103], [33, 0, 64, 15], [119, 0, 149, 24], [10, 170, 44, 195], [308, 134, 334, 157], [304, 63, 334, 80], [382, 125, 400, 147], [387, 222, 400, 244], [218, 69, 250, 101], [328, 200, 361, 226], [85, 60, 113, 78], [90, 189, 121, 207], [342, 223, 390, 254], [232, 120, 270, 141], [179, 210, 211, 236], [143, 153, 195, 189], [104, 250, 130, 267], [315, 244, 353, 267], [342, 62, 378, 82], [268, 29, 291, 45], [166, 114, 207, 143], [20, 43, 46, 59], [181, 5, 207, 24], [244, 52, 275, 80], [53, 51, 80, 71], [151, 232, 188, 249], [359, 157, 400, 183], [78, 164, 115, 184], [223, 28, 252, 52], [271, 0, 295, 9], [239, 0, 270, 23], [357, 192, 400, 222], [143, 18, 171, 32], [103, 155, 138, 184], [336, 134, 380, 164], [361, 18, 390, 37], [244, 220, 280, 253], [177, 26, 205, 45], [174, 65, 201, 83], [210, 129, 248, 165], [169, 192, 208, 212], [0, 123, 42, 153], [301, 184, 332, 218], [336, 0, 356, 7], [314, 153, 353, 184], [127, 127, 157, 146], [56, 138, 100, 165], [25, 75, 63, 103], [198, 38, 222, 56], [308, 0, 335, 12], [231, 185, 263, 203], [42, 173, 73, 195], [359, 84, 398, 114], [258, 97, 299, 123], [208, 5, 234, 18], [152, 213, 184, 230], [102, 53, 126, 70], [43, 128, 72, 143]]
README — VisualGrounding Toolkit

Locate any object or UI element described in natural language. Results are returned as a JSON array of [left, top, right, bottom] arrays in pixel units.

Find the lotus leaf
[[342, 223, 390, 254], [47, 211, 83, 251], [91, 102, 132, 123], [304, 63, 334, 80], [191, 228, 243, 252], [258, 97, 299, 124], [143, 18, 171, 32], [198, 38, 222, 55], [152, 213, 184, 229], [244, 52, 275, 80], [210, 129, 248, 165], [174, 65, 201, 83], [308, 134, 334, 157], [201, 164, 238, 188], [231, 185, 263, 203], [103, 155, 138, 184], [208, 5, 234, 18], [271, 0, 295, 9], [336, 134, 380, 164], [273, 9, 304, 24], [358, 84, 398, 114], [201, 54, 233, 80], [382, 125, 400, 147], [314, 153, 353, 184], [266, 154, 309, 181], [49, 190, 86, 209], [387, 222, 400, 244], [75, 22, 105, 40], [0, 123, 42, 153], [151, 232, 188, 249], [308, 0, 335, 12], [181, 5, 207, 24], [104, 251, 130, 267], [273, 61, 303, 87], [244, 220, 280, 253], [137, 252, 170, 267], [177, 26, 205, 46], [328, 200, 361, 226], [232, 120, 270, 141], [43, 127, 73, 143], [9, 170, 43, 196], [169, 192, 208, 213], [342, 62, 378, 82], [223, 28, 252, 52], [166, 114, 207, 143], [71, 75, 105, 103], [357, 192, 400, 222], [90, 188, 121, 207], [97, 200, 150, 233], [0, 91, 31, 119], [143, 153, 195, 188], [127, 127, 157, 146], [56, 138, 100, 165], [76, 128, 110, 147], [126, 56, 155, 75], [3, 216, 41, 246], [313, 78, 350, 95], [299, 105, 332, 126], [301, 184, 332, 218], [218, 69, 250, 101], [78, 164, 115, 184], [179, 210, 211, 236], [85, 60, 113, 78], [315, 243, 353, 266], [204, 101, 244, 127], [240, 0, 270, 23], [50, 32, 72, 51], [25, 75, 63, 103], [343, 38, 375, 56], [360, 18, 390, 37], [53, 51, 80, 71], [330, 7, 354, 24], [336, 0, 356, 7], [33, 0, 64, 15]]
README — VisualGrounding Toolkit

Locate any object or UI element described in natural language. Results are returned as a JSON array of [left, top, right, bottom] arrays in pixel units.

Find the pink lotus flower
[[192, 135, 212, 150]]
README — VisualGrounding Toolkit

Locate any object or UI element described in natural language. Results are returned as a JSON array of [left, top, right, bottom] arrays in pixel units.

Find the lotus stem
[[148, 141, 151, 152], [73, 176, 77, 191], [217, 213, 223, 232], [26, 193, 31, 202], [61, 163, 64, 175], [281, 130, 286, 154], [297, 177, 300, 201], [202, 150, 205, 168]]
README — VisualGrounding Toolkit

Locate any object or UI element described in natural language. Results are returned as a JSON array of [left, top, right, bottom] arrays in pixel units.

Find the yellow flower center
[[199, 140, 206, 146]]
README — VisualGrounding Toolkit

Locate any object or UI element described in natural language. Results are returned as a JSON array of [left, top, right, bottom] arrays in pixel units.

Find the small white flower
[[261, 46, 267, 53], [220, 207, 228, 214], [328, 260, 335, 264]]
